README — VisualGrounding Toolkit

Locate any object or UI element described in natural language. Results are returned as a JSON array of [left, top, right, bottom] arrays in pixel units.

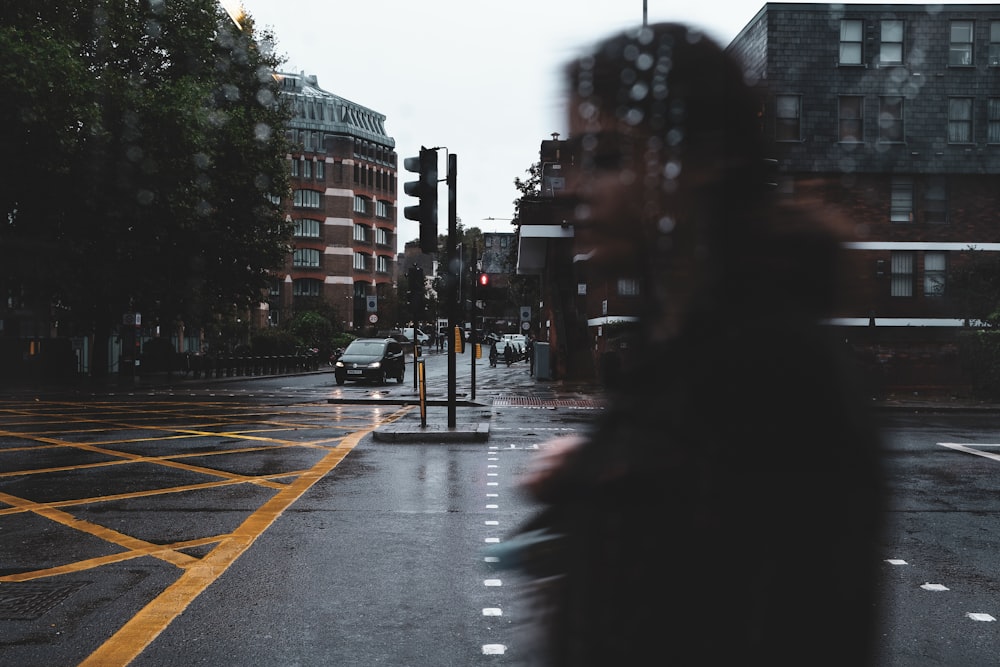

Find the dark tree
[[0, 0, 291, 373]]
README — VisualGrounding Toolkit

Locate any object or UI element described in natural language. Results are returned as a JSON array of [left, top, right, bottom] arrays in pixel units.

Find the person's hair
[[566, 23, 767, 211], [566, 22, 844, 319]]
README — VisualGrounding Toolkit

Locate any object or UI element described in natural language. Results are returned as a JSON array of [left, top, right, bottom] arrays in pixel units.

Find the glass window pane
[[951, 21, 973, 42], [882, 20, 903, 42], [840, 43, 862, 64], [881, 44, 903, 63], [841, 19, 863, 41]]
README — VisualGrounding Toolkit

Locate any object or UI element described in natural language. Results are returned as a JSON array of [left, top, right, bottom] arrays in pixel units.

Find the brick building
[[272, 72, 398, 332], [727, 3, 1000, 393]]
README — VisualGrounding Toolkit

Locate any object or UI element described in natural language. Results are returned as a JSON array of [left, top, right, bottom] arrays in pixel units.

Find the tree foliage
[[0, 1, 291, 343], [949, 251, 1000, 327]]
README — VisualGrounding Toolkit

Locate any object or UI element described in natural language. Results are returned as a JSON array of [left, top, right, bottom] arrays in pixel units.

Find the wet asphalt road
[[5, 352, 1000, 664], [0, 351, 602, 666]]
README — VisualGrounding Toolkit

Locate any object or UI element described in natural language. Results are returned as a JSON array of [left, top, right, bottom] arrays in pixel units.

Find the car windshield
[[346, 341, 385, 355]]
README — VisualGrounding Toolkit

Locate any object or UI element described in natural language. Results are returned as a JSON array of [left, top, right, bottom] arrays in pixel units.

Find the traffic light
[[407, 265, 425, 311], [403, 147, 439, 254], [477, 272, 489, 288]]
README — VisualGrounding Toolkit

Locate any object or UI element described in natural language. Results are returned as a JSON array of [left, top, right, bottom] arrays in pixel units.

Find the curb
[[371, 421, 491, 443]]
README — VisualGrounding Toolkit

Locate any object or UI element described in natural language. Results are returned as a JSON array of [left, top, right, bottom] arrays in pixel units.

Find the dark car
[[334, 338, 406, 385]]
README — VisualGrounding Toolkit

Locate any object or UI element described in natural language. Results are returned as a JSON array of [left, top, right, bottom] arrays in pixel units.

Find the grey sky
[[239, 0, 979, 249]]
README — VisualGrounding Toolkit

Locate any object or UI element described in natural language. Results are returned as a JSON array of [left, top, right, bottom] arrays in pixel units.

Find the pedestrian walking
[[489, 341, 498, 367], [509, 22, 885, 667], [503, 342, 513, 367]]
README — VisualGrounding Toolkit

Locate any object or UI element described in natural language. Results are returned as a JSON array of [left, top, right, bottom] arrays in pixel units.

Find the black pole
[[470, 244, 477, 401], [446, 153, 458, 427]]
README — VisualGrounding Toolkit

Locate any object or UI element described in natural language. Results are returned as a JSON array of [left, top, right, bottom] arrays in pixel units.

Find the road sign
[[369, 313, 379, 324]]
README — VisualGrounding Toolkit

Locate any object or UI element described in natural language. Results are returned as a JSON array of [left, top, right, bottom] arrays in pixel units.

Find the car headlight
[[368, 361, 381, 369], [335, 361, 344, 368]]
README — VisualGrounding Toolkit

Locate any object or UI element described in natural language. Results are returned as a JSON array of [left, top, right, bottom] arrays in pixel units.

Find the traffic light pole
[[446, 153, 458, 427], [469, 244, 477, 401]]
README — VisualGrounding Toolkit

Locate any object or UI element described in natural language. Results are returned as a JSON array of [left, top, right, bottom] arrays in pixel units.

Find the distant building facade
[[272, 72, 398, 331], [728, 3, 1000, 393]]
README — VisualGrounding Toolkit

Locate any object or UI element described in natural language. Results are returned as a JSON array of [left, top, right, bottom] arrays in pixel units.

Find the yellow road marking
[[0, 491, 198, 569], [1, 536, 225, 583], [78, 405, 412, 667]]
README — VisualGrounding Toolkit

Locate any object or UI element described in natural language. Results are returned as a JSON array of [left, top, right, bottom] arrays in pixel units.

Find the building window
[[375, 200, 390, 219], [924, 252, 946, 297], [293, 189, 320, 208], [353, 224, 370, 243], [879, 96, 904, 142], [775, 95, 801, 141], [890, 176, 913, 223], [375, 227, 390, 246], [890, 251, 914, 297], [353, 252, 369, 271], [294, 218, 321, 238], [840, 19, 863, 64], [990, 21, 1000, 66], [292, 248, 320, 268], [949, 20, 974, 66], [292, 278, 322, 297], [353, 195, 370, 215], [315, 160, 325, 181], [948, 98, 974, 143], [839, 96, 864, 142], [289, 158, 298, 177], [924, 176, 948, 224], [880, 20, 904, 64], [301, 158, 311, 179], [376, 255, 391, 273], [988, 98, 1000, 144], [617, 278, 640, 296]]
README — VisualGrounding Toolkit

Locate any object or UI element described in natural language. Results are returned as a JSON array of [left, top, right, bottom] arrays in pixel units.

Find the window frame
[[292, 248, 321, 268], [839, 19, 864, 65], [890, 251, 915, 297], [988, 98, 1000, 144], [948, 97, 974, 144], [990, 21, 1000, 66], [293, 218, 321, 238], [353, 195, 370, 216], [292, 278, 322, 297], [880, 19, 904, 65], [774, 94, 802, 142], [949, 20, 975, 67], [923, 252, 947, 297], [617, 278, 640, 296], [353, 223, 370, 243], [839, 95, 864, 143], [293, 189, 321, 209], [879, 96, 905, 143], [890, 176, 914, 223], [924, 175, 948, 225]]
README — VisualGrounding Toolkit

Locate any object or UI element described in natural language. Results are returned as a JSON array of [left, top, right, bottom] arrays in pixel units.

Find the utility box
[[534, 342, 551, 380]]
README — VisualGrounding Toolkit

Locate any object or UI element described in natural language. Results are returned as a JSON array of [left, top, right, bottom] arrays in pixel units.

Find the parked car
[[334, 338, 406, 385], [402, 327, 430, 344]]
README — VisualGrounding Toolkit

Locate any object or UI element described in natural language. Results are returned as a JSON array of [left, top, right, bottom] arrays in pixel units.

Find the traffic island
[[372, 420, 490, 443]]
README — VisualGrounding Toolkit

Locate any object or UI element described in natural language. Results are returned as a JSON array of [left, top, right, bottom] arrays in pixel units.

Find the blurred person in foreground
[[512, 22, 885, 666]]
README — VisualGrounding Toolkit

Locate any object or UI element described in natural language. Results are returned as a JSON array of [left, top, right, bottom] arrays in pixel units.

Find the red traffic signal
[[477, 273, 489, 287]]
